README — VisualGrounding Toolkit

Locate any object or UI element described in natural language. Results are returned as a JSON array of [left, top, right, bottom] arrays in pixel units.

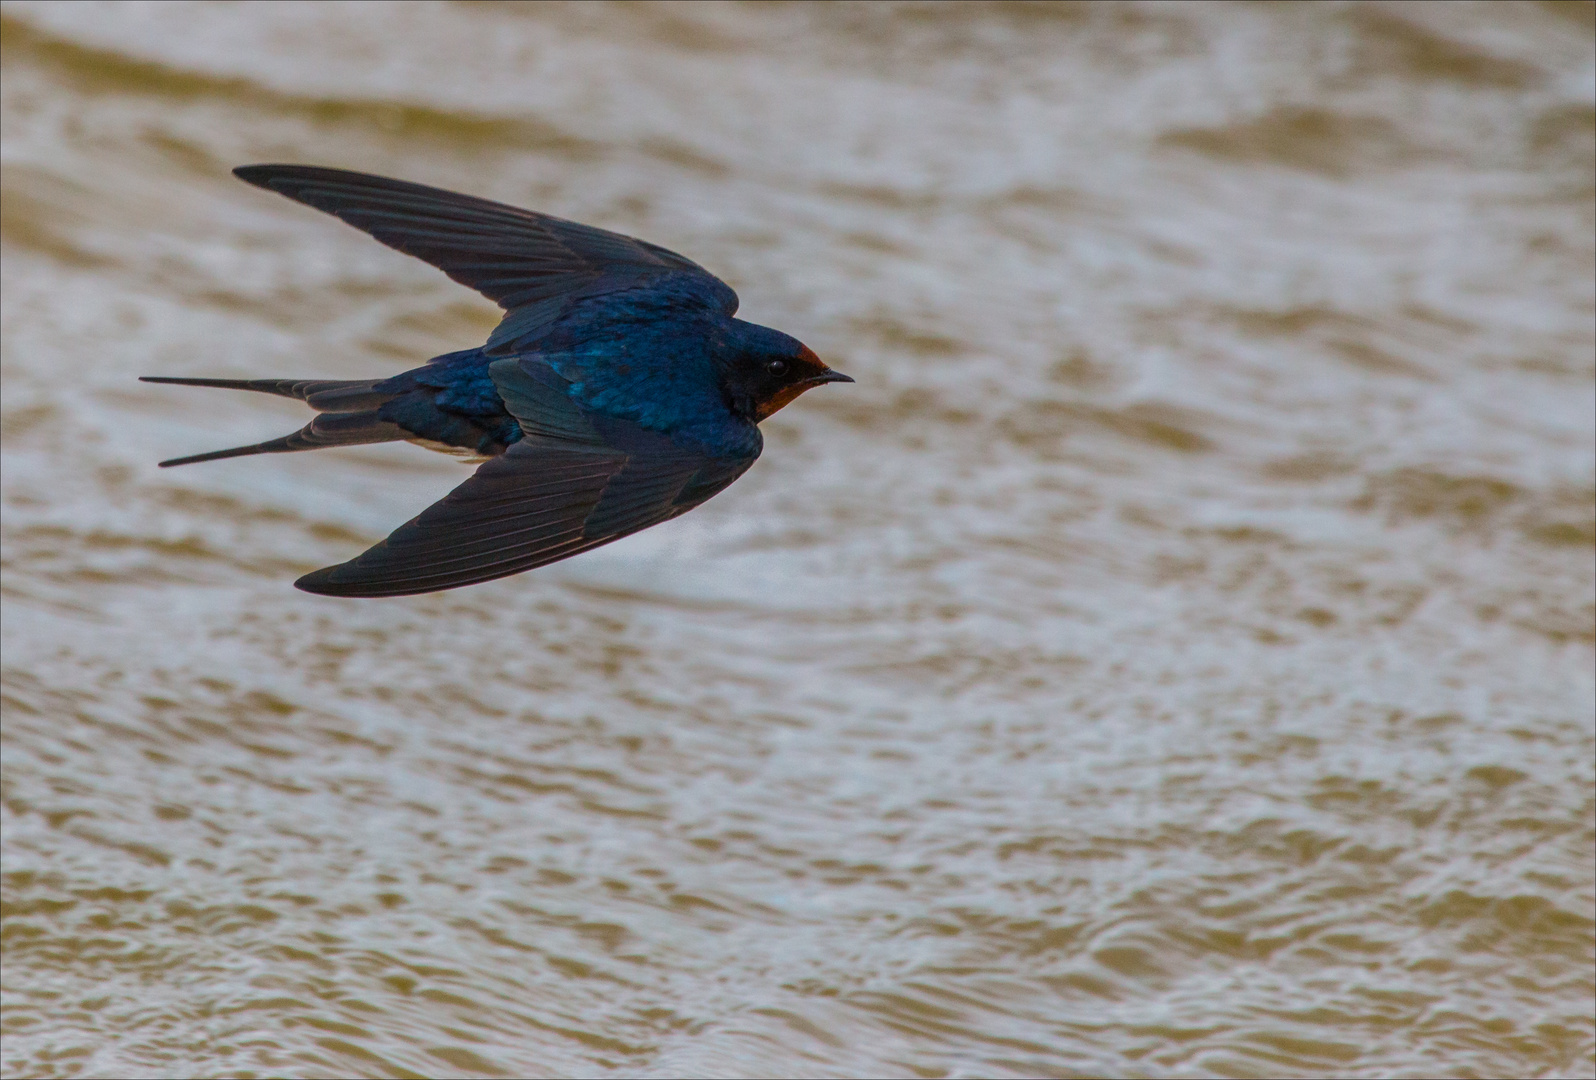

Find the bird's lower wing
[[296, 433, 749, 598]]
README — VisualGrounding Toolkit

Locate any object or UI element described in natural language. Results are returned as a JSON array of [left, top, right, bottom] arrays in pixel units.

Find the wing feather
[[296, 426, 757, 598], [233, 165, 738, 352]]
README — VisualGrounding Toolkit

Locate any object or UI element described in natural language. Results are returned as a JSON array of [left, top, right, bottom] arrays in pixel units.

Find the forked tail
[[140, 376, 406, 467]]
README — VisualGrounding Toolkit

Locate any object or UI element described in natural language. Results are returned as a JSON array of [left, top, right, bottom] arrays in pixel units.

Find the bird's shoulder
[[491, 341, 760, 464], [520, 290, 758, 459], [485, 267, 735, 356]]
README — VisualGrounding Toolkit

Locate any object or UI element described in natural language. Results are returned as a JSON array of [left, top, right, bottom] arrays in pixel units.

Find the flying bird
[[144, 165, 851, 598]]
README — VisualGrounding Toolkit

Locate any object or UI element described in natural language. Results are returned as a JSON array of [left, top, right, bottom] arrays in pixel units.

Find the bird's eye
[[765, 359, 789, 378]]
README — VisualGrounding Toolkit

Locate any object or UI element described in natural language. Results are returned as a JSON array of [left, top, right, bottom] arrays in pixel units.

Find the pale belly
[[406, 437, 493, 464]]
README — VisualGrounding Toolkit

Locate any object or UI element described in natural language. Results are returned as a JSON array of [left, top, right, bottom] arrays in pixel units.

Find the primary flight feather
[[143, 166, 851, 597]]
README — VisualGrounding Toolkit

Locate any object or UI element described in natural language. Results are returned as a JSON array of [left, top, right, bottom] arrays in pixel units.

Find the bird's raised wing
[[295, 362, 756, 598], [233, 164, 738, 354]]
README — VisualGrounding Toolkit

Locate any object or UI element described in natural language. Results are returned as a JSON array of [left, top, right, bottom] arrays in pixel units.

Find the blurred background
[[2, 2, 1592, 1077]]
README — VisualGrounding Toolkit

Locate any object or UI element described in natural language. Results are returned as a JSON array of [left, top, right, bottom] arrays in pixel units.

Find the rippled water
[[2, 3, 1593, 1077]]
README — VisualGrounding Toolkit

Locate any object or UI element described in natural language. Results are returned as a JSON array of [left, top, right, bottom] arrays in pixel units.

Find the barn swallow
[[143, 165, 850, 597]]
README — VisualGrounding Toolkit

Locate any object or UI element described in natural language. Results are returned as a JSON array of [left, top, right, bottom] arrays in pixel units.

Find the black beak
[[809, 370, 854, 385]]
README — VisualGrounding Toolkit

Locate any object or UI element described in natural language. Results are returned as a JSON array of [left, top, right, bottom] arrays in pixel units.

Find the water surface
[[2, 3, 1593, 1077]]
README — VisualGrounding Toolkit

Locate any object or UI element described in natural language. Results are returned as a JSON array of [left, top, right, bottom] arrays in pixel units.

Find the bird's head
[[719, 321, 853, 422]]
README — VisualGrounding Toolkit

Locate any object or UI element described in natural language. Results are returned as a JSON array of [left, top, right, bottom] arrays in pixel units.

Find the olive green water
[[2, 3, 1593, 1078]]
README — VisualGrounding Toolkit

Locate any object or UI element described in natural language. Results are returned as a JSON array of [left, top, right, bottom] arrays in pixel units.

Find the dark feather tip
[[294, 567, 348, 596], [233, 164, 288, 188]]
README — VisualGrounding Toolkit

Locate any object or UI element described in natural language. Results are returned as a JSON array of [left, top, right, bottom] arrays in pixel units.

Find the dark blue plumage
[[373, 350, 524, 456], [142, 165, 851, 597]]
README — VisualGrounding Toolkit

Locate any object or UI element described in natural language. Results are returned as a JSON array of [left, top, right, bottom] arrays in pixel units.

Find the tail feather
[[157, 411, 409, 468], [140, 376, 392, 412]]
